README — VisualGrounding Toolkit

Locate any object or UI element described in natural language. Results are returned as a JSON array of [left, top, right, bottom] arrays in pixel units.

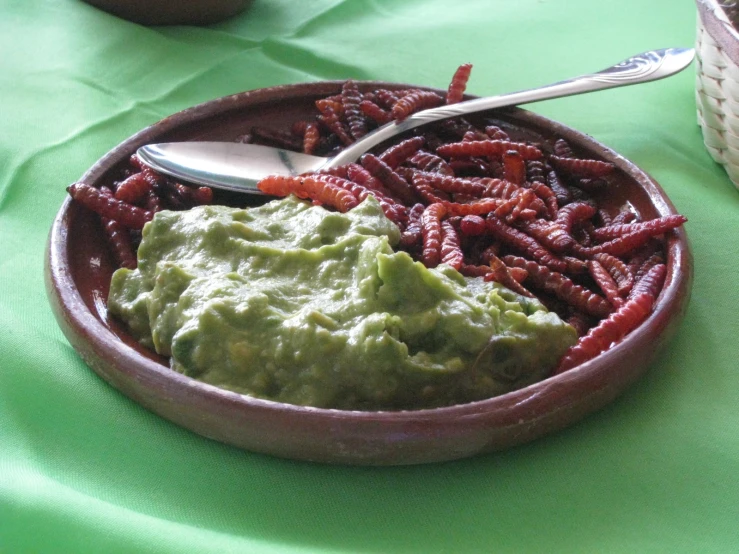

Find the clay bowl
[[45, 81, 692, 465]]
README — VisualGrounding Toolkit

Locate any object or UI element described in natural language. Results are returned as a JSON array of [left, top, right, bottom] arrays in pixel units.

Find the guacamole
[[108, 195, 576, 410]]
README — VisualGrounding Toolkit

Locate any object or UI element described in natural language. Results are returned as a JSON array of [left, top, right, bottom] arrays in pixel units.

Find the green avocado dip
[[108, 195, 576, 410]]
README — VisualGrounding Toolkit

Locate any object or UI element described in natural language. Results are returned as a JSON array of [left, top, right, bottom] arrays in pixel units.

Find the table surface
[[2, 0, 738, 552]]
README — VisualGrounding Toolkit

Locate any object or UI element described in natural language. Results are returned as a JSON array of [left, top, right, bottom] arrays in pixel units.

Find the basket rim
[[697, 0, 739, 66]]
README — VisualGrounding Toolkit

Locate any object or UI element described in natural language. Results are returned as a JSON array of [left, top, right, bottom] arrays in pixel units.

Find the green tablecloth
[[2, 0, 738, 551]]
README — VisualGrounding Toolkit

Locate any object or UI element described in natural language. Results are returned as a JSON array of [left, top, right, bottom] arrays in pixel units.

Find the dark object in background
[[81, 0, 251, 25]]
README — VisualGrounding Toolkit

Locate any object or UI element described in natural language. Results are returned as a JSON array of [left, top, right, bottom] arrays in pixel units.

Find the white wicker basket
[[696, 0, 739, 188]]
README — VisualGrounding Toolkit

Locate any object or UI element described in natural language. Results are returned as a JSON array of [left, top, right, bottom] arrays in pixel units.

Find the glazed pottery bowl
[[45, 81, 692, 465]]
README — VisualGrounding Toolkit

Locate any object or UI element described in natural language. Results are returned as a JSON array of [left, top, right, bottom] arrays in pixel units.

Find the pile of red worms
[[67, 63, 686, 377]]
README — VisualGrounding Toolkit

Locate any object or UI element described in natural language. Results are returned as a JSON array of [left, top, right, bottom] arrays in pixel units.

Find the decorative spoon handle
[[328, 47, 695, 167]]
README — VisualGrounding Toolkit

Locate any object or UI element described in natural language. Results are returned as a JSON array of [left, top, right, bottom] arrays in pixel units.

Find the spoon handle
[[328, 47, 694, 167]]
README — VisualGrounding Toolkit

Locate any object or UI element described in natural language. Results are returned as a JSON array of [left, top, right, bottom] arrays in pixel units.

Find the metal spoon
[[137, 47, 694, 194]]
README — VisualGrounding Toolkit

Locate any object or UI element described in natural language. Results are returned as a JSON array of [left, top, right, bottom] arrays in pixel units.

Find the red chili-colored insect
[[487, 216, 568, 273], [67, 183, 154, 229], [359, 100, 392, 125], [257, 174, 359, 212], [589, 215, 687, 241], [379, 137, 426, 169], [502, 150, 526, 185], [421, 203, 447, 267], [408, 151, 455, 176], [548, 155, 615, 178], [502, 255, 612, 318], [446, 63, 472, 104], [361, 154, 420, 206], [317, 107, 353, 146], [555, 202, 597, 233], [593, 253, 634, 295], [554, 287, 656, 373], [440, 220, 464, 270], [341, 80, 368, 140], [437, 140, 543, 161], [302, 122, 321, 155], [391, 91, 444, 121], [114, 171, 154, 204], [588, 259, 624, 309], [484, 255, 534, 298]]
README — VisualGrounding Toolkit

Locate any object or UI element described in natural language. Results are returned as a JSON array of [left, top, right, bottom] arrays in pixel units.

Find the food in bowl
[[65, 65, 687, 410]]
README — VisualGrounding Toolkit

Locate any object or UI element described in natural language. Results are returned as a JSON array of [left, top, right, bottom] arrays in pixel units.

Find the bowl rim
[[45, 80, 693, 463]]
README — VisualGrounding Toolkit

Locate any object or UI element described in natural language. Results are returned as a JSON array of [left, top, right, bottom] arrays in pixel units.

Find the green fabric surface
[[1, 0, 738, 551]]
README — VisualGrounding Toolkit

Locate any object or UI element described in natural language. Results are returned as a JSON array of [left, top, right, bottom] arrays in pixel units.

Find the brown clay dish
[[45, 82, 692, 465]]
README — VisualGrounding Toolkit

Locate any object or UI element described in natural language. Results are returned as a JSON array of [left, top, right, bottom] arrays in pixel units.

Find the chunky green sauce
[[108, 195, 576, 410]]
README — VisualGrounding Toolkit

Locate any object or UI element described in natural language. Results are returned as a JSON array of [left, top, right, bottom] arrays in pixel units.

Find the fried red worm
[[144, 189, 163, 213], [527, 181, 558, 220], [625, 239, 662, 276], [588, 259, 624, 309], [440, 220, 464, 270], [501, 255, 612, 319], [315, 98, 344, 117], [403, 169, 487, 196], [611, 209, 637, 226], [361, 154, 420, 206], [502, 150, 526, 185], [572, 223, 675, 258], [309, 173, 408, 226], [400, 203, 425, 247], [485, 125, 510, 141], [420, 203, 447, 267], [496, 188, 540, 223], [553, 138, 575, 158], [344, 163, 394, 198], [597, 208, 613, 227], [359, 100, 393, 125], [554, 264, 666, 373], [462, 130, 480, 142], [484, 255, 535, 298], [548, 155, 615, 178], [67, 183, 154, 229], [459, 214, 487, 236], [518, 219, 576, 253], [448, 158, 493, 176], [486, 216, 568, 273], [409, 150, 455, 176], [554, 201, 597, 233], [589, 215, 688, 242], [317, 107, 353, 146], [114, 171, 154, 204], [526, 159, 548, 184], [593, 253, 634, 295], [444, 197, 506, 216], [257, 174, 359, 212], [302, 122, 321, 155], [411, 172, 448, 205], [446, 63, 473, 104], [460, 263, 493, 278], [341, 80, 368, 140], [546, 169, 573, 207], [391, 90, 444, 121], [629, 261, 667, 300], [436, 140, 543, 161], [99, 187, 137, 270], [378, 137, 426, 169], [566, 310, 592, 338], [374, 89, 401, 109], [633, 252, 666, 289]]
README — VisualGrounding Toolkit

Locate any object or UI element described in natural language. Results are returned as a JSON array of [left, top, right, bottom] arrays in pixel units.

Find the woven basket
[[696, 0, 739, 188]]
